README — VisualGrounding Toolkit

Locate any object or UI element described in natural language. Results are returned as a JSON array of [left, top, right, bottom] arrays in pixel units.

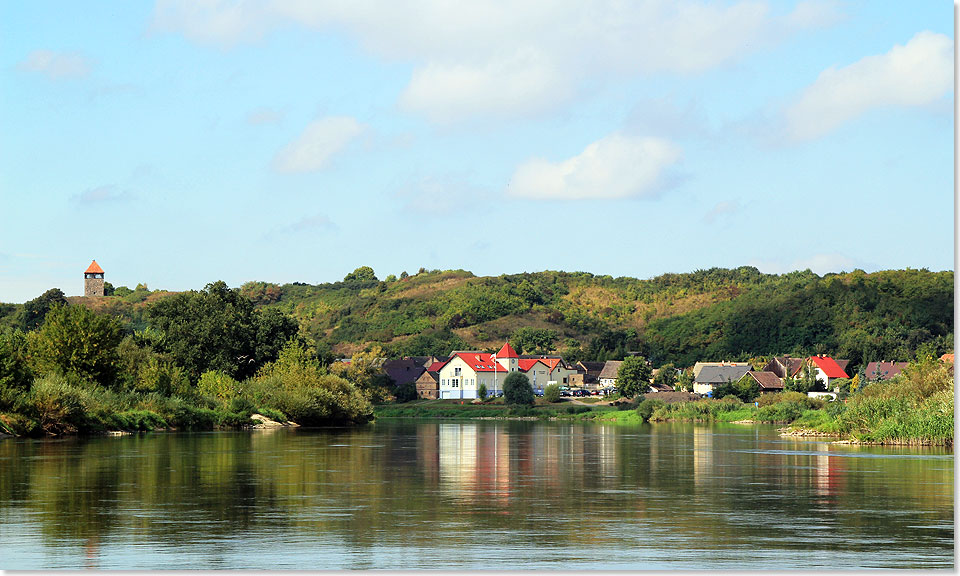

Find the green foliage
[[28, 304, 123, 387], [543, 383, 561, 403], [503, 372, 534, 406], [394, 381, 418, 403], [677, 369, 694, 392], [616, 356, 652, 398], [344, 266, 378, 284], [477, 383, 488, 400], [636, 397, 665, 422], [0, 329, 32, 409], [147, 280, 299, 381], [26, 375, 87, 435], [197, 370, 242, 402], [653, 364, 677, 389], [731, 374, 760, 403], [16, 288, 67, 331], [252, 341, 373, 425], [511, 327, 557, 355], [565, 405, 591, 415]]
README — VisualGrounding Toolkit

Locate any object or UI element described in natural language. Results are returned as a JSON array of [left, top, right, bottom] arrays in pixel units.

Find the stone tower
[[84, 260, 105, 297]]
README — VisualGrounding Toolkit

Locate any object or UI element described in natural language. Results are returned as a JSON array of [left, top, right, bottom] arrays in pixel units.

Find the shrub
[[169, 404, 217, 431], [637, 398, 665, 422], [503, 372, 534, 406], [197, 370, 242, 403], [544, 383, 561, 403], [27, 375, 87, 435], [755, 401, 805, 423], [394, 381, 418, 403], [565, 405, 591, 415], [255, 407, 288, 423]]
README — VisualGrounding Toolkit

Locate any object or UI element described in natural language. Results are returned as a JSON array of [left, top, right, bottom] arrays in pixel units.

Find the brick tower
[[84, 260, 105, 297]]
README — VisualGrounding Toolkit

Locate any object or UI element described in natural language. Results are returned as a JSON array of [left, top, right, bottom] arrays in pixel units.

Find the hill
[[3, 266, 953, 375]]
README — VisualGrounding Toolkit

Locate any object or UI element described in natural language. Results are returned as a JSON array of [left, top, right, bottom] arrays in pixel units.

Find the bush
[[255, 407, 288, 423], [544, 383, 561, 403], [755, 401, 805, 423], [637, 398, 665, 422], [394, 381, 418, 403], [27, 375, 87, 435], [508, 405, 537, 417], [503, 372, 534, 406], [197, 370, 242, 403], [169, 404, 218, 431], [565, 405, 591, 415]]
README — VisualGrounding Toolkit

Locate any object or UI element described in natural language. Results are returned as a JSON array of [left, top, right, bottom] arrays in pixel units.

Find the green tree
[[344, 266, 378, 284], [616, 356, 652, 398], [0, 329, 32, 408], [478, 383, 488, 400], [653, 363, 677, 389], [28, 304, 123, 387], [785, 363, 818, 394], [512, 327, 558, 355], [503, 372, 534, 405], [147, 280, 298, 381], [677, 369, 695, 392], [394, 381, 418, 403], [733, 375, 761, 403], [544, 383, 561, 403], [17, 288, 67, 331]]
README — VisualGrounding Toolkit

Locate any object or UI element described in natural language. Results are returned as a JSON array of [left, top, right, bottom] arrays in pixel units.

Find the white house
[[437, 343, 523, 400]]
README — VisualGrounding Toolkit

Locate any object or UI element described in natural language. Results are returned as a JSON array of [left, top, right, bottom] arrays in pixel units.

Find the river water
[[0, 420, 953, 569]]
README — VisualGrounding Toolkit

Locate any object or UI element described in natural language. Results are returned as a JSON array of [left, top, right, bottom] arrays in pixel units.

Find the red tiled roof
[[427, 361, 447, 372], [450, 352, 502, 372], [496, 342, 519, 359], [84, 260, 104, 274], [809, 356, 848, 379], [517, 359, 543, 371]]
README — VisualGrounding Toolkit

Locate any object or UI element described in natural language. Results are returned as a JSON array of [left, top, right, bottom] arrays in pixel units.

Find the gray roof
[[694, 365, 751, 384], [598, 360, 623, 380]]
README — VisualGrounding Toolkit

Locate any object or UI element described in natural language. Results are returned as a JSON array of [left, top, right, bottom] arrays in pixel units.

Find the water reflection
[[0, 422, 952, 569]]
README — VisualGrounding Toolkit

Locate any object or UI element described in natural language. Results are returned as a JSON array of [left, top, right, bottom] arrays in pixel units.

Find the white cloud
[[785, 31, 954, 141], [398, 49, 570, 124], [19, 50, 92, 79], [150, 0, 840, 123], [273, 116, 365, 173], [508, 133, 682, 200], [785, 0, 846, 29], [396, 174, 486, 214]]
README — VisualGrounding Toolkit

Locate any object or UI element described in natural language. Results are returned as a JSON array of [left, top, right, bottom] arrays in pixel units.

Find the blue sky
[[0, 1, 954, 303]]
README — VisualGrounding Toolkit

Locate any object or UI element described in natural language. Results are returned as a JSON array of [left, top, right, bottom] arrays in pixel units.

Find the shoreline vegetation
[[373, 356, 954, 447], [0, 267, 953, 447]]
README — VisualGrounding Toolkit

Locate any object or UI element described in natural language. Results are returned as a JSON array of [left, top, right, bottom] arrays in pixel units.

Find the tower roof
[[496, 342, 519, 358], [85, 260, 104, 274]]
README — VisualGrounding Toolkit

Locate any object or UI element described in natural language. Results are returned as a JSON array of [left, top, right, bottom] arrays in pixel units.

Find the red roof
[[84, 260, 104, 274], [808, 356, 848, 379], [517, 358, 546, 371], [450, 352, 501, 372], [427, 361, 447, 372], [496, 343, 519, 359]]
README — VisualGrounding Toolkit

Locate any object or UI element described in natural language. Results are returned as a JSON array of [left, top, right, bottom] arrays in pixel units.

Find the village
[[343, 342, 953, 403]]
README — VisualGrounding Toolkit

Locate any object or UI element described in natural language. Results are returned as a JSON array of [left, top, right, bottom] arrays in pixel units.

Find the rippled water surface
[[0, 421, 953, 569]]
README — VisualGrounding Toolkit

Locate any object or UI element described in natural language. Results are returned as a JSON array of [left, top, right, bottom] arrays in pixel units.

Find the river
[[0, 420, 953, 569]]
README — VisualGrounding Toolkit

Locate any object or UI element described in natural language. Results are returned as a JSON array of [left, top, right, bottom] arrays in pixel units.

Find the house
[[598, 360, 623, 388], [381, 357, 427, 387], [518, 357, 577, 394], [415, 368, 440, 399], [437, 343, 526, 399], [569, 361, 604, 390], [693, 365, 751, 396], [862, 361, 909, 382], [763, 357, 805, 379], [740, 371, 784, 394], [806, 355, 849, 389], [692, 361, 750, 379]]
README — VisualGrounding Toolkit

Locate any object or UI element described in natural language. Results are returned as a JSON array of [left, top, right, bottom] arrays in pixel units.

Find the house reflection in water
[[438, 423, 511, 507]]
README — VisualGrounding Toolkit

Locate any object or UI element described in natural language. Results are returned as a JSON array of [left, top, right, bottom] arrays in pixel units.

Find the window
[[454, 367, 462, 376], [452, 379, 459, 388]]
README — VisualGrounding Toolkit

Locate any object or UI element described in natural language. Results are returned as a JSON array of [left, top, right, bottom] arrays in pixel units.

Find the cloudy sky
[[1, 1, 954, 302]]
